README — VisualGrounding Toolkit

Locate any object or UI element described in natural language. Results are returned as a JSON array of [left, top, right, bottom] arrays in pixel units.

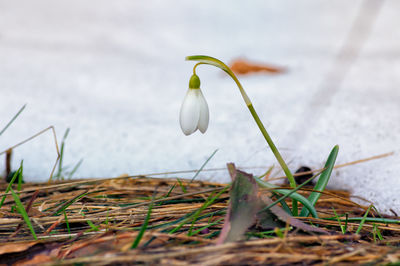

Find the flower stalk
[[185, 55, 299, 215]]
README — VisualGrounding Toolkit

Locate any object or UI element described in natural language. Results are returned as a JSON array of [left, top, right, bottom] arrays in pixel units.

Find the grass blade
[[356, 205, 373, 234], [67, 159, 83, 179], [0, 163, 23, 208], [176, 178, 187, 193], [300, 145, 339, 217], [131, 199, 154, 249], [190, 149, 218, 183], [52, 191, 90, 216], [323, 216, 400, 224], [17, 161, 24, 192], [0, 104, 26, 136], [63, 210, 71, 237], [170, 186, 229, 234], [10, 188, 37, 240]]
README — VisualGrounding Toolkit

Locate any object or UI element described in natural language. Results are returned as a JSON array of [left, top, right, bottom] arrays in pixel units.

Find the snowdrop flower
[[179, 73, 209, 135]]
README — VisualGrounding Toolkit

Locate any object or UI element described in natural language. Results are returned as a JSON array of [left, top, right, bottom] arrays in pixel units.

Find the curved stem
[[186, 55, 296, 189]]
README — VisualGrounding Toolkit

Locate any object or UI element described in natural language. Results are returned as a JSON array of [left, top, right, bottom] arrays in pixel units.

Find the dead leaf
[[15, 254, 53, 266], [217, 163, 280, 244], [258, 194, 329, 234], [230, 58, 285, 75], [0, 241, 38, 256]]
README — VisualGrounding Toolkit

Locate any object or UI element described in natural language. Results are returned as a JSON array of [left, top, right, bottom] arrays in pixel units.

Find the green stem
[[188, 55, 296, 187], [188, 55, 298, 216]]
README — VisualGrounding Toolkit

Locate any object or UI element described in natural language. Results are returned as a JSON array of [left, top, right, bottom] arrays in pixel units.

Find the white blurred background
[[0, 0, 399, 214]]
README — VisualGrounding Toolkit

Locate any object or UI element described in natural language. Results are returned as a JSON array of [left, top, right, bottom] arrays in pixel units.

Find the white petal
[[179, 89, 200, 135], [197, 89, 209, 133]]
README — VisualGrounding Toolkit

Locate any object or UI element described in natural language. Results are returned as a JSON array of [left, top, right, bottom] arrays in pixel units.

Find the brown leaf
[[15, 254, 54, 266], [259, 194, 329, 234], [0, 241, 38, 256], [217, 163, 275, 244], [230, 58, 286, 75]]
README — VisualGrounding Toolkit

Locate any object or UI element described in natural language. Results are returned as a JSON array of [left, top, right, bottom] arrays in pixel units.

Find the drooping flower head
[[179, 73, 209, 135]]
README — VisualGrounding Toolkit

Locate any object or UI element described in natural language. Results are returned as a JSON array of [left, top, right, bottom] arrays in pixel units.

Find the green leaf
[[356, 205, 373, 234], [10, 188, 37, 240], [0, 163, 23, 209], [300, 145, 339, 217], [131, 199, 154, 249]]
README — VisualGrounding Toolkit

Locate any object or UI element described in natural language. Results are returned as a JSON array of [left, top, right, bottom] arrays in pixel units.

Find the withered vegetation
[[0, 175, 399, 265]]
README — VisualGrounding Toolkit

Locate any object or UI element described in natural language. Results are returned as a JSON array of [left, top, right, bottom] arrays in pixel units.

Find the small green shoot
[[372, 223, 384, 243], [0, 163, 23, 209], [10, 188, 37, 240], [176, 178, 187, 193], [63, 210, 71, 238], [54, 128, 83, 180], [81, 212, 99, 232], [356, 205, 373, 234], [332, 207, 346, 234], [131, 199, 154, 249], [257, 165, 274, 180], [274, 227, 285, 238]]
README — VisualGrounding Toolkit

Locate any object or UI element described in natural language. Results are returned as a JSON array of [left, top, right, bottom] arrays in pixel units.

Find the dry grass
[[0, 175, 399, 265]]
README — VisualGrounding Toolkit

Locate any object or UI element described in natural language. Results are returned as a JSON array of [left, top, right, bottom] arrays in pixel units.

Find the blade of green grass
[[67, 158, 83, 179], [190, 149, 218, 183], [10, 188, 37, 240], [323, 216, 400, 224], [372, 223, 383, 242], [299, 145, 339, 217], [164, 183, 176, 199], [0, 163, 23, 208], [80, 212, 100, 232], [52, 191, 90, 216], [190, 217, 224, 236], [54, 128, 70, 180], [63, 210, 71, 237], [17, 161, 24, 192], [257, 165, 274, 180], [169, 186, 229, 234], [0, 104, 26, 136], [188, 191, 216, 235], [131, 198, 154, 249], [356, 205, 373, 234], [332, 207, 345, 234], [85, 219, 99, 231], [176, 178, 187, 193]]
